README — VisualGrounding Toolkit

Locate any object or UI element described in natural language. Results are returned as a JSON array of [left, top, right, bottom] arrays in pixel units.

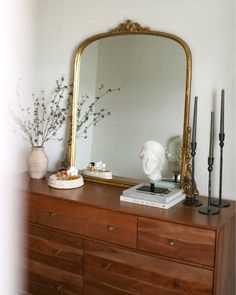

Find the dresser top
[[18, 173, 235, 230]]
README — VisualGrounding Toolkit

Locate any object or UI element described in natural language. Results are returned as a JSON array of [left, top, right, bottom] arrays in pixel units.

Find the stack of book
[[120, 183, 184, 209]]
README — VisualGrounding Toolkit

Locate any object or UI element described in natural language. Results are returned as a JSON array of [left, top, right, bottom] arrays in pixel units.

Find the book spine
[[120, 195, 183, 209]]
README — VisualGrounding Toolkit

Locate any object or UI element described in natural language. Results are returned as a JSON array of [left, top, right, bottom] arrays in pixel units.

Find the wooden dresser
[[19, 174, 235, 295]]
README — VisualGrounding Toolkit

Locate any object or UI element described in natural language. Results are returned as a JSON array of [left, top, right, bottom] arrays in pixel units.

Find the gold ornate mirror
[[68, 20, 192, 191]]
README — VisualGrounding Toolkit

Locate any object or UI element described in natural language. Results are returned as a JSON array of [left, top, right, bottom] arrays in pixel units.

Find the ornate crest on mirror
[[67, 20, 195, 195]]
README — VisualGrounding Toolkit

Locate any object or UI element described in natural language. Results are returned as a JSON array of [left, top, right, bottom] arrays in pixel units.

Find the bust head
[[166, 136, 182, 166], [139, 140, 165, 183]]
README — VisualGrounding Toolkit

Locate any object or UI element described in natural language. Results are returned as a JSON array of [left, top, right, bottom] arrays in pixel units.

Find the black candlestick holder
[[211, 133, 230, 208], [199, 157, 220, 215], [183, 142, 202, 206]]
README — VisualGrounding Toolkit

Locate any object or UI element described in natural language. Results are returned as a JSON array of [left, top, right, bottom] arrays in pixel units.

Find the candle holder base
[[210, 199, 230, 208], [183, 197, 202, 207], [199, 206, 220, 215]]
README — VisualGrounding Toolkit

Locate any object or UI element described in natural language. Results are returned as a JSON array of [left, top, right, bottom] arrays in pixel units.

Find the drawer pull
[[168, 239, 176, 246], [56, 284, 63, 291], [48, 211, 57, 218], [103, 263, 112, 270], [53, 249, 62, 255], [173, 281, 182, 289], [106, 225, 116, 232]]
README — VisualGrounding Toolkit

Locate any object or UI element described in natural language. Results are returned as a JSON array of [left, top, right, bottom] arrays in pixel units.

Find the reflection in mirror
[[75, 34, 186, 182]]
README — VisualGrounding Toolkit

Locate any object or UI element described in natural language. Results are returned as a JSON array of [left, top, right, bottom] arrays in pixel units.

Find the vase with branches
[[11, 77, 72, 147], [11, 77, 72, 178]]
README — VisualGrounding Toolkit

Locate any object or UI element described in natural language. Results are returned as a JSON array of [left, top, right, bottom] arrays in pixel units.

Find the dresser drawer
[[27, 223, 83, 275], [138, 217, 216, 267], [84, 240, 213, 295], [84, 280, 134, 295], [28, 260, 83, 295], [38, 197, 137, 248]]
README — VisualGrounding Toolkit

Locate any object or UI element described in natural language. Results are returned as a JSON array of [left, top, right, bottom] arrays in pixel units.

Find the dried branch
[[11, 77, 72, 147], [77, 86, 120, 139]]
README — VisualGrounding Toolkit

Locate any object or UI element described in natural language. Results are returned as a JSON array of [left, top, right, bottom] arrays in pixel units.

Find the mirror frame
[[68, 20, 193, 193]]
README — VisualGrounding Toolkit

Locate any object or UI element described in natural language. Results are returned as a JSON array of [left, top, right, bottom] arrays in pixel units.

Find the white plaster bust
[[139, 140, 165, 183]]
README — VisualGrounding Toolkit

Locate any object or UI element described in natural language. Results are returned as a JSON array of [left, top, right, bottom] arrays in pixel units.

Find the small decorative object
[[48, 166, 84, 189], [81, 161, 112, 179], [184, 96, 202, 206], [211, 89, 230, 208], [199, 112, 220, 215], [139, 140, 166, 193], [28, 146, 48, 179], [10, 77, 72, 178]]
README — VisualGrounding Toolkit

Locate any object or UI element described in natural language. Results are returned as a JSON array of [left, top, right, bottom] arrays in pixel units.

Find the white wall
[[18, 0, 236, 199]]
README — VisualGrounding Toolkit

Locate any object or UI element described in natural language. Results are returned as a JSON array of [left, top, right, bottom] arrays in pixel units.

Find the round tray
[[48, 174, 84, 189]]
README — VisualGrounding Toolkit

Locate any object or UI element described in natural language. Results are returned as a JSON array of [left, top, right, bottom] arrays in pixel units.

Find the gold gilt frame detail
[[110, 20, 150, 33], [69, 20, 194, 192]]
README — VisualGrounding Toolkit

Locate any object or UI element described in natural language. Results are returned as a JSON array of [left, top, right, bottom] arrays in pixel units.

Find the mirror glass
[[75, 34, 187, 182]]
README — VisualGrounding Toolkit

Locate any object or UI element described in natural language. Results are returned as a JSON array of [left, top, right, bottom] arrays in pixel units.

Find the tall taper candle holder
[[211, 133, 230, 208], [199, 157, 220, 215], [183, 142, 202, 206]]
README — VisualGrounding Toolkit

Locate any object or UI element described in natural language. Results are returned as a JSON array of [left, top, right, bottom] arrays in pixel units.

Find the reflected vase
[[28, 146, 48, 179]]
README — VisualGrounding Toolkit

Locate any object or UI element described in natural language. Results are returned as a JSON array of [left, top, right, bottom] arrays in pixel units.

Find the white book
[[120, 194, 185, 209], [122, 184, 182, 204]]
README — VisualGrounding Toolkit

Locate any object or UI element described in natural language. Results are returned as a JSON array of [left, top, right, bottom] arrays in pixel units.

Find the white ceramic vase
[[28, 146, 48, 179]]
